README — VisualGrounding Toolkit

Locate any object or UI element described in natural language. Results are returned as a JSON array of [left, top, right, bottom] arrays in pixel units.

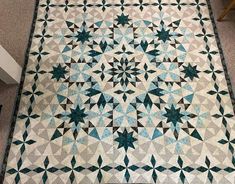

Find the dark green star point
[[115, 129, 137, 151], [156, 28, 171, 42], [68, 105, 87, 126], [75, 29, 92, 43], [115, 13, 131, 26], [163, 105, 184, 127], [182, 64, 200, 80], [50, 64, 68, 81]]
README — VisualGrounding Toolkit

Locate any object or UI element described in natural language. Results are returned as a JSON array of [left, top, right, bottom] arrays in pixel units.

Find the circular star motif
[[107, 57, 141, 87]]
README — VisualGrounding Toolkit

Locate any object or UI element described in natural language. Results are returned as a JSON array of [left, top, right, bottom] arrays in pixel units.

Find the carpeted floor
[[0, 0, 35, 169], [0, 0, 235, 183]]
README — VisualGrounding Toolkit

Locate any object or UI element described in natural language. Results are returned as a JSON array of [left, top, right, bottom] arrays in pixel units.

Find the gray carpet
[[0, 0, 35, 168]]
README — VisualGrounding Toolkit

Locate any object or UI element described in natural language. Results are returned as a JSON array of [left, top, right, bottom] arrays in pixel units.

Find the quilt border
[[0, 0, 40, 182]]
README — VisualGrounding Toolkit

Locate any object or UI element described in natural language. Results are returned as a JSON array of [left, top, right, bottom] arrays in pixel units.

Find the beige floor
[[0, 0, 234, 171]]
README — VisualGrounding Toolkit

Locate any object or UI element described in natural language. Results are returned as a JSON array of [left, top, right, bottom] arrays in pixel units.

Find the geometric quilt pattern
[[2, 0, 235, 183]]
